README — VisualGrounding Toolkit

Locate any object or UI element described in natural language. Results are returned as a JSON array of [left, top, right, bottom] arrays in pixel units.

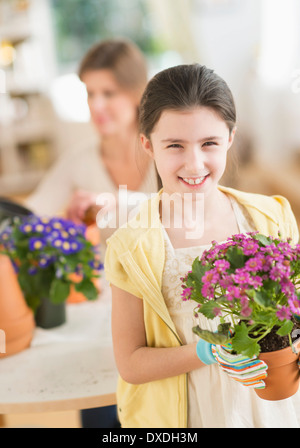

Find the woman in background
[[26, 38, 158, 240]]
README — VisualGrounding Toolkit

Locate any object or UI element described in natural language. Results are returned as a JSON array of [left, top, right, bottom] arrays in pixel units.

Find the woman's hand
[[66, 190, 99, 224]]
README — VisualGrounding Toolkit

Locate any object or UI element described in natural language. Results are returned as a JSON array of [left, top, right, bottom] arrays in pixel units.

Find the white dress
[[162, 196, 300, 428]]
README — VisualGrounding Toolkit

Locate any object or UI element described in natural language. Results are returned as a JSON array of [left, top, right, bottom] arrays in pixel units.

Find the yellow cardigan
[[104, 186, 299, 428]]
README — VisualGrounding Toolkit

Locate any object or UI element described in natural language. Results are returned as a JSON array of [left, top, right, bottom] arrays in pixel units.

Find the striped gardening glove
[[196, 339, 268, 389]]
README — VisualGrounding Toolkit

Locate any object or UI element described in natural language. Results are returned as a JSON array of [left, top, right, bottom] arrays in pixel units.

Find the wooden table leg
[[0, 414, 6, 427]]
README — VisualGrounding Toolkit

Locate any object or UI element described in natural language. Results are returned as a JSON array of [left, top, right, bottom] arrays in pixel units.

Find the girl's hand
[[211, 344, 268, 389], [196, 339, 268, 389]]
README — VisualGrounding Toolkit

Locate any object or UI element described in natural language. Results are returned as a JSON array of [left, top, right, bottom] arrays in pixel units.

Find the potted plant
[[181, 232, 300, 401], [0, 214, 102, 329]]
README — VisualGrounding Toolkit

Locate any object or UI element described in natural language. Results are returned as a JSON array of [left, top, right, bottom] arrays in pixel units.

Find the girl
[[105, 64, 300, 428]]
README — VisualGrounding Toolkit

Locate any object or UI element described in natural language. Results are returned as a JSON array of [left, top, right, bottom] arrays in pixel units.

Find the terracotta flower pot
[[67, 224, 101, 304], [66, 273, 101, 304], [0, 254, 35, 358], [256, 346, 300, 401]]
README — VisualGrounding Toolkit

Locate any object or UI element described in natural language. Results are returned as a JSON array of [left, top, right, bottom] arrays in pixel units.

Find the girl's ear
[[227, 126, 237, 151], [140, 134, 154, 159]]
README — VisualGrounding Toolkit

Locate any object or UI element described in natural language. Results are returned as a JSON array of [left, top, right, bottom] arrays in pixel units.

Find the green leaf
[[276, 319, 294, 336], [225, 245, 245, 269], [199, 301, 219, 319], [49, 279, 70, 304], [192, 325, 230, 345], [74, 278, 98, 301], [192, 258, 208, 281], [253, 234, 273, 246], [231, 322, 260, 357], [251, 309, 276, 326], [217, 322, 232, 334], [251, 290, 273, 308]]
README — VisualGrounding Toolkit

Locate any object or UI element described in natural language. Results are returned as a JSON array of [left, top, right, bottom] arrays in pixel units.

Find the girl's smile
[[178, 174, 210, 188]]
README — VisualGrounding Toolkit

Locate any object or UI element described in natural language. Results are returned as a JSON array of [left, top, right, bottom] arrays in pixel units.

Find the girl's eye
[[167, 144, 183, 149], [203, 141, 217, 147]]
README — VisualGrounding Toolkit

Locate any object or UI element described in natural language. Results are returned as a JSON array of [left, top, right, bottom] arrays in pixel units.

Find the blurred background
[[1, 0, 300, 428], [1, 0, 300, 225]]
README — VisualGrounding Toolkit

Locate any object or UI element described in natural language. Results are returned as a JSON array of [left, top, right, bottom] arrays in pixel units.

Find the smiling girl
[[105, 64, 300, 428]]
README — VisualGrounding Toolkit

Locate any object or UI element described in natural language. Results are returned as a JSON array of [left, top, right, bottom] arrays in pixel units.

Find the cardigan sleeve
[[272, 195, 299, 245], [104, 236, 143, 299]]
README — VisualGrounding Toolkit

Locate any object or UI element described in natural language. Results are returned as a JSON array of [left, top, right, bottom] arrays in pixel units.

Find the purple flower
[[28, 266, 38, 275], [38, 255, 53, 268], [29, 237, 46, 251]]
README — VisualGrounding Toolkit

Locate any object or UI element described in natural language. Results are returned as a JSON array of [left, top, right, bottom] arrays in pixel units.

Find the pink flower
[[280, 278, 296, 299], [202, 268, 219, 284], [214, 259, 230, 272], [245, 257, 262, 272], [276, 305, 291, 321], [248, 275, 263, 288], [181, 287, 192, 301], [233, 269, 251, 286], [270, 262, 291, 282], [226, 285, 242, 301], [201, 283, 215, 299], [213, 307, 222, 317], [240, 296, 252, 317], [242, 239, 259, 255], [288, 297, 300, 315]]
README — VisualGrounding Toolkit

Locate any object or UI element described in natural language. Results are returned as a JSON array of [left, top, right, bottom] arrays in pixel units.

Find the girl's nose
[[184, 147, 205, 172]]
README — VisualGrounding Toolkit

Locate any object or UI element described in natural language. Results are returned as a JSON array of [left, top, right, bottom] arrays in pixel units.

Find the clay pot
[[256, 346, 300, 401], [67, 224, 101, 304], [0, 254, 35, 358], [66, 273, 101, 304]]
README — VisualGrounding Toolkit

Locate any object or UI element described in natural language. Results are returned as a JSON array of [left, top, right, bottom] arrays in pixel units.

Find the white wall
[[189, 0, 300, 164]]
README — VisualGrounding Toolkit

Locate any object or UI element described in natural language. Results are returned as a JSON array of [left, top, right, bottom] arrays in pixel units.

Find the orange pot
[[0, 254, 35, 358], [67, 273, 101, 303], [256, 346, 300, 401], [67, 224, 101, 304]]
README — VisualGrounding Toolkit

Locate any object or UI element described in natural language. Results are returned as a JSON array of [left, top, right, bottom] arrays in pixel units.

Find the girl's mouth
[[178, 174, 210, 187]]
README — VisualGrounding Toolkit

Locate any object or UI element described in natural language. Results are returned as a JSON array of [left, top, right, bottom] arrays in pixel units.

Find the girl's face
[[82, 69, 138, 136], [141, 107, 235, 198]]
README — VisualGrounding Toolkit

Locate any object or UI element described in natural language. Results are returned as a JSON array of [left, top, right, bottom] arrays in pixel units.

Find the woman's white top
[[162, 196, 300, 428], [26, 144, 158, 216]]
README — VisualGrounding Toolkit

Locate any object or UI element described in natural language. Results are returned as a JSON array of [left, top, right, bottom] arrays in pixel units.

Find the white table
[[0, 282, 118, 414]]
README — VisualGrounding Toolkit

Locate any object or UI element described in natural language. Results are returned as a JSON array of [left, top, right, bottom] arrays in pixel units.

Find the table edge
[[0, 392, 117, 414]]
